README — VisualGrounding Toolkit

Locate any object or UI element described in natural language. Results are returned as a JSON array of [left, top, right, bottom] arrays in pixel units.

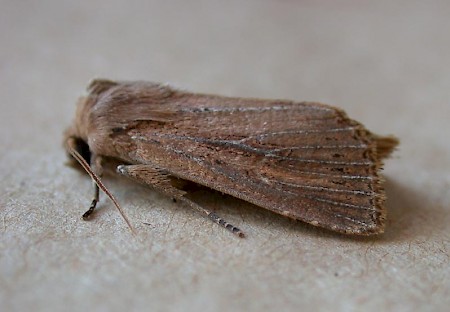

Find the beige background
[[1, 1, 449, 311]]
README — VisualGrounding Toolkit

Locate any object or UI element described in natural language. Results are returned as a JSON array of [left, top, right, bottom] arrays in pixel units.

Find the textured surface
[[1, 1, 449, 311]]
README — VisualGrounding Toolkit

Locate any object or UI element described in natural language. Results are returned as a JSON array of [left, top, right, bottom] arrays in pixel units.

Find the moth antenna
[[66, 138, 135, 235]]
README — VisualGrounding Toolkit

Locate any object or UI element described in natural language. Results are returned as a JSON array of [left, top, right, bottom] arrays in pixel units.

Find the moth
[[64, 79, 398, 237]]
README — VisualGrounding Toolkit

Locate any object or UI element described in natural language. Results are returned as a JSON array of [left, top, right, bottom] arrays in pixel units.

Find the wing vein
[[245, 127, 357, 141], [274, 180, 374, 196], [179, 104, 333, 114]]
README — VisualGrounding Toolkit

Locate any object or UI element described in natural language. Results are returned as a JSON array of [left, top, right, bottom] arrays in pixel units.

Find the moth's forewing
[[125, 96, 389, 235]]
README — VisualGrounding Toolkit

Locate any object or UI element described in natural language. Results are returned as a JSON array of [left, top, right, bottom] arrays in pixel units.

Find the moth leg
[[82, 154, 103, 220], [117, 164, 245, 238], [177, 197, 245, 238]]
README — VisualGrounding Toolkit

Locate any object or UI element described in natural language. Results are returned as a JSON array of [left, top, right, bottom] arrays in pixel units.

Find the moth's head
[[64, 92, 103, 169], [64, 135, 91, 169], [64, 96, 93, 169], [64, 79, 119, 167]]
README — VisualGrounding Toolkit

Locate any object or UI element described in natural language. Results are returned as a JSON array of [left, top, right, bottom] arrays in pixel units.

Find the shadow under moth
[[64, 79, 398, 237]]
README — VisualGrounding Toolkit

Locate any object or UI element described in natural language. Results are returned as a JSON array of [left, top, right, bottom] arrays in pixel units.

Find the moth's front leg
[[82, 154, 104, 220], [116, 164, 244, 238]]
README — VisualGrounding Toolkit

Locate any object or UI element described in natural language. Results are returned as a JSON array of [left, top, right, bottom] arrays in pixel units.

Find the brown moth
[[64, 79, 398, 237]]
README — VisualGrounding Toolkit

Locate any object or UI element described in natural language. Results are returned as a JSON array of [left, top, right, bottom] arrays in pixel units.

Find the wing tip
[[374, 135, 400, 159]]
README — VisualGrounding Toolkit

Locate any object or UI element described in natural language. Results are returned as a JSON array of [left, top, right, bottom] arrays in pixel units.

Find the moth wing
[[127, 94, 396, 235]]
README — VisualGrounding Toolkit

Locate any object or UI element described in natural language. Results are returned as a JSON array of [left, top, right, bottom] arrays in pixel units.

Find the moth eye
[[72, 137, 91, 164]]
